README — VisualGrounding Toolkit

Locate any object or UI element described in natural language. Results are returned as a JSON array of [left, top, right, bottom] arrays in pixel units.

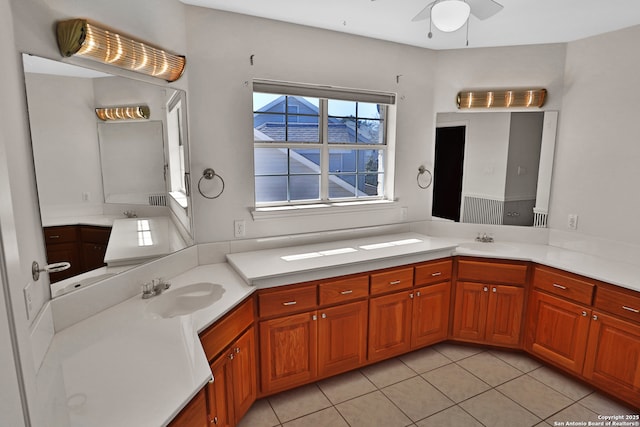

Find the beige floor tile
[[360, 358, 417, 388], [457, 352, 523, 386], [460, 389, 541, 427], [489, 350, 542, 373], [416, 406, 483, 427], [422, 363, 490, 403], [545, 402, 600, 425], [497, 375, 574, 419], [282, 407, 348, 427], [317, 370, 377, 404], [578, 392, 638, 415], [336, 390, 413, 427], [432, 343, 484, 361], [268, 384, 332, 423], [237, 398, 281, 427], [528, 366, 593, 401], [399, 347, 452, 374], [382, 376, 454, 421]]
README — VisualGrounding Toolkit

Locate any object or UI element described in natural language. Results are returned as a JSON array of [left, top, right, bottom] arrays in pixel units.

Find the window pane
[[358, 150, 383, 173], [328, 118, 356, 143], [290, 149, 320, 174], [290, 175, 320, 201], [287, 96, 319, 111], [255, 175, 287, 203], [357, 119, 383, 144], [329, 149, 356, 173], [328, 174, 357, 199], [287, 117, 319, 142], [254, 93, 284, 112], [254, 148, 288, 175], [254, 114, 284, 141], [358, 174, 383, 196], [328, 99, 356, 117], [358, 102, 382, 119]]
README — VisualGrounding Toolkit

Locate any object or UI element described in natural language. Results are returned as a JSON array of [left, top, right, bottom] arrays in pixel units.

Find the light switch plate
[[568, 214, 578, 230], [24, 282, 34, 320]]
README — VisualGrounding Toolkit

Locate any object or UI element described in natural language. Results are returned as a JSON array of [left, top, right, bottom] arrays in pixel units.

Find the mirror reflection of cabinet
[[433, 111, 557, 227]]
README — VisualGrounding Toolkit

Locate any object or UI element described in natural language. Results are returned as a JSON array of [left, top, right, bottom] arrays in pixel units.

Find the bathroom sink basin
[[456, 242, 517, 253], [145, 282, 225, 319]]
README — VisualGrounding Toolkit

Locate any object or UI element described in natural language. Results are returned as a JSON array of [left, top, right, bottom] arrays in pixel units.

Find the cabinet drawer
[[457, 260, 527, 285], [533, 266, 594, 305], [370, 267, 414, 295], [44, 226, 78, 244], [319, 275, 369, 305], [200, 297, 255, 361], [80, 226, 111, 244], [258, 284, 317, 317], [415, 259, 452, 285], [595, 286, 640, 323]]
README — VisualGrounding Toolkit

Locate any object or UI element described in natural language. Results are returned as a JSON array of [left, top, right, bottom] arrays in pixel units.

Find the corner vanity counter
[[36, 232, 640, 427]]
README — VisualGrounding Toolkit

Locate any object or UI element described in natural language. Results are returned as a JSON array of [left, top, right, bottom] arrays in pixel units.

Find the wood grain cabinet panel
[[258, 284, 317, 318], [370, 267, 414, 295], [583, 312, 640, 408], [318, 300, 368, 377], [452, 282, 489, 342], [259, 311, 318, 394], [411, 282, 451, 348], [414, 260, 452, 286], [368, 291, 413, 361], [207, 353, 234, 427], [533, 266, 595, 305], [526, 290, 591, 374], [168, 388, 208, 427], [457, 259, 527, 285], [200, 297, 255, 362], [230, 328, 257, 423], [594, 286, 640, 324], [319, 275, 369, 305]]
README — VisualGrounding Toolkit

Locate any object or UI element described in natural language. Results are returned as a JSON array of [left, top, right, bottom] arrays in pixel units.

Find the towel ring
[[198, 168, 225, 199], [417, 165, 433, 189]]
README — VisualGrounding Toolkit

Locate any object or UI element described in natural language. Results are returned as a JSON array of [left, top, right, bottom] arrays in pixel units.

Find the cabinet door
[[207, 353, 234, 427], [80, 242, 108, 271], [485, 285, 524, 347], [526, 291, 591, 374], [452, 282, 489, 342], [368, 291, 413, 362], [231, 327, 257, 423], [318, 300, 368, 378], [411, 282, 451, 348], [168, 388, 208, 427], [583, 312, 640, 408], [259, 311, 317, 394]]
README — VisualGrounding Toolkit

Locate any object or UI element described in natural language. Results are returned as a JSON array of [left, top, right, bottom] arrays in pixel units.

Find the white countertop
[[37, 264, 253, 427], [41, 214, 120, 228], [227, 232, 459, 287], [36, 232, 640, 427]]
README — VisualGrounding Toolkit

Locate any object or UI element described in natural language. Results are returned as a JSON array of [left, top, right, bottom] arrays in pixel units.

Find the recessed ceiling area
[[179, 0, 640, 50]]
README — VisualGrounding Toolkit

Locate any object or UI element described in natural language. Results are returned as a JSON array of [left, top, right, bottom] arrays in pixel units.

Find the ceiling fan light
[[431, 0, 471, 32]]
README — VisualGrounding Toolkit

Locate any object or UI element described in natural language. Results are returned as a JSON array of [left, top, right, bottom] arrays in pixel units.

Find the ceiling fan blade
[[411, 1, 436, 22], [467, 0, 503, 20]]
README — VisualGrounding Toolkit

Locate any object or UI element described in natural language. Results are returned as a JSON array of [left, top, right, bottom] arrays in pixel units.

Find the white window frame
[[253, 80, 397, 211]]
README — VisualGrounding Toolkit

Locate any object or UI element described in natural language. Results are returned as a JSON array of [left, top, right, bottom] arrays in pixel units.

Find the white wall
[[184, 8, 438, 242], [550, 25, 640, 244]]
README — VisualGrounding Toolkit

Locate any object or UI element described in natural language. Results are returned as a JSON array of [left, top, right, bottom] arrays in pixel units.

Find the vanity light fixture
[[95, 106, 150, 121], [457, 89, 547, 109], [56, 19, 186, 82]]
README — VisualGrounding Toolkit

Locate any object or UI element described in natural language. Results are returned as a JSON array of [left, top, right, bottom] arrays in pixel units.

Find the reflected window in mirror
[[167, 93, 187, 208]]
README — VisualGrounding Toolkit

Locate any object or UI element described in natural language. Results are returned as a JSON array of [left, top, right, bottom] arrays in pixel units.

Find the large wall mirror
[[22, 54, 193, 298], [433, 110, 557, 227]]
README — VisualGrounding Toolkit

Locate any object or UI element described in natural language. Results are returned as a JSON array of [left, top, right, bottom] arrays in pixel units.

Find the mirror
[[22, 54, 193, 298], [433, 111, 557, 227]]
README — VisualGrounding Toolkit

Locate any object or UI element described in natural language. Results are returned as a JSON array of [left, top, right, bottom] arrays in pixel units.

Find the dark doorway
[[433, 126, 466, 222]]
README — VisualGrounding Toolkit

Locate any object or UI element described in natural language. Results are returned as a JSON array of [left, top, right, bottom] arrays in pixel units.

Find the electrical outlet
[[568, 214, 578, 230], [234, 220, 246, 238], [24, 282, 34, 320]]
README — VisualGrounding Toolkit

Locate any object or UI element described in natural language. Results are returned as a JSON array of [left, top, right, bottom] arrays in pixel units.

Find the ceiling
[[179, 0, 640, 50]]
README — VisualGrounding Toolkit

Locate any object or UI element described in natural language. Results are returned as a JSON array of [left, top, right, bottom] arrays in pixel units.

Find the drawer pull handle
[[340, 290, 353, 295], [431, 272, 442, 277], [49, 235, 60, 239], [282, 301, 297, 306], [389, 280, 402, 285], [623, 306, 640, 313], [552, 283, 567, 290]]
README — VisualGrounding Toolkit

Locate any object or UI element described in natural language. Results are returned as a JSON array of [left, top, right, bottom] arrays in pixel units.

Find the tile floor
[[238, 343, 638, 427]]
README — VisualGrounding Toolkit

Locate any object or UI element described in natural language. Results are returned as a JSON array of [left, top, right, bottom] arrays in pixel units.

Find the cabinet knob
[[581, 311, 588, 317], [212, 416, 218, 424], [592, 314, 598, 321], [416, 291, 421, 297], [228, 353, 234, 360], [492, 287, 497, 293], [483, 287, 488, 292], [321, 313, 327, 319], [409, 293, 414, 299], [312, 314, 317, 321], [235, 347, 240, 354]]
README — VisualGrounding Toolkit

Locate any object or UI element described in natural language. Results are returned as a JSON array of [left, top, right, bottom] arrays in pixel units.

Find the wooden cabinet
[[526, 290, 591, 373], [207, 353, 233, 427], [43, 225, 111, 283], [259, 310, 318, 394], [368, 290, 414, 362], [411, 282, 451, 348], [168, 389, 208, 427], [452, 259, 527, 347], [318, 300, 368, 377]]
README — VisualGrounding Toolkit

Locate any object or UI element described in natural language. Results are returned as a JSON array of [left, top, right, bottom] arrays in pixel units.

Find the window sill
[[169, 191, 188, 209], [251, 199, 399, 220]]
